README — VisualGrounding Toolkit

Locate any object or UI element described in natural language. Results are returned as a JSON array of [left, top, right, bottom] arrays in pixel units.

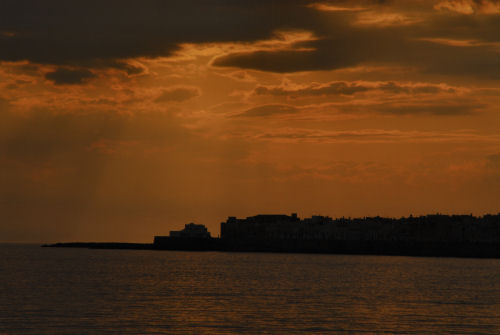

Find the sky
[[1, 0, 500, 242]]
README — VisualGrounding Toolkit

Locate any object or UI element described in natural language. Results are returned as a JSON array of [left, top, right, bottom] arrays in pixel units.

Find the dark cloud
[[408, 39, 500, 79], [254, 81, 455, 98], [2, 1, 499, 79], [377, 82, 456, 94], [155, 87, 200, 103], [435, 0, 500, 14], [0, 0, 315, 67], [235, 104, 299, 117], [212, 4, 500, 78], [9, 63, 40, 76], [214, 31, 500, 78], [213, 49, 333, 73], [103, 60, 146, 76], [212, 36, 367, 72], [44, 68, 96, 85], [254, 81, 369, 96]]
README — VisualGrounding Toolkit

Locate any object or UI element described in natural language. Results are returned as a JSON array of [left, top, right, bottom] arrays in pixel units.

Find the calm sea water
[[0, 244, 499, 334]]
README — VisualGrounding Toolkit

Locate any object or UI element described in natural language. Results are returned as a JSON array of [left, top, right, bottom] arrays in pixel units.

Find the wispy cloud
[[45, 68, 96, 85], [155, 86, 200, 103], [234, 104, 299, 117], [253, 81, 458, 98], [245, 128, 500, 144], [435, 0, 500, 14]]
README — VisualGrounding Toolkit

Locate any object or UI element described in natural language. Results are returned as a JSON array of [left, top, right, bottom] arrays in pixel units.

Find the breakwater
[[43, 238, 500, 258]]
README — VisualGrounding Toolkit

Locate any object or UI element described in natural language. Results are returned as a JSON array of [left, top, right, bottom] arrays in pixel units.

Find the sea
[[0, 244, 499, 334]]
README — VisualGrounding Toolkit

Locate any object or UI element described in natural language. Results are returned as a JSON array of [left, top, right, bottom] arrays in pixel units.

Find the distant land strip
[[42, 240, 500, 258]]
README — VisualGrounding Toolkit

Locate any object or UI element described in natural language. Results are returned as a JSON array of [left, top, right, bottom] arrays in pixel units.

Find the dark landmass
[[43, 213, 500, 258], [42, 239, 500, 258]]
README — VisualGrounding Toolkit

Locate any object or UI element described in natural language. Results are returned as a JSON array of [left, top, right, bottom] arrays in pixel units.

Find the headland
[[43, 213, 500, 258]]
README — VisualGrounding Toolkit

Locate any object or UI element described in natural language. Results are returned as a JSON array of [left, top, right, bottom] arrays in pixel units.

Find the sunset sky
[[1, 0, 500, 242]]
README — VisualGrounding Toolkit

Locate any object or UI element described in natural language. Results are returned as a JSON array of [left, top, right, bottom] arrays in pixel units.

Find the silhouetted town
[[46, 213, 500, 258]]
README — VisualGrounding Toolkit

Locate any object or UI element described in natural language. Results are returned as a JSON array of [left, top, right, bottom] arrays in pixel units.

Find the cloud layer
[[1, 0, 498, 79], [1, 0, 500, 242]]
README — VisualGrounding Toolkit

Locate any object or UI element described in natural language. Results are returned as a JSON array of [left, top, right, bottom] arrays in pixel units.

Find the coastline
[[42, 239, 500, 258]]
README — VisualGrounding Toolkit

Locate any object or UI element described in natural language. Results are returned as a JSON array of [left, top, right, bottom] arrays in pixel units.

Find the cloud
[[212, 48, 326, 73], [336, 100, 482, 115], [435, 0, 476, 14], [217, 70, 257, 83], [210, 3, 500, 78], [0, 0, 315, 69], [155, 86, 200, 103], [308, 3, 367, 12], [377, 102, 481, 115], [435, 0, 500, 14], [235, 104, 299, 117], [254, 81, 369, 97], [253, 81, 457, 98], [247, 128, 500, 144], [214, 31, 500, 78], [354, 12, 423, 27], [213, 21, 500, 79], [211, 33, 375, 72], [417, 37, 500, 51], [2, 0, 500, 79], [378, 82, 458, 94], [44, 68, 96, 85]]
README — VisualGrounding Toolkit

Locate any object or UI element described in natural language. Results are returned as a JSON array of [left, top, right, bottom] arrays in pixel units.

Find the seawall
[[43, 238, 500, 258]]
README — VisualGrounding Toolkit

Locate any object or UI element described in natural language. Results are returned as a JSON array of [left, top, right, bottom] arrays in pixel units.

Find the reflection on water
[[0, 244, 499, 334]]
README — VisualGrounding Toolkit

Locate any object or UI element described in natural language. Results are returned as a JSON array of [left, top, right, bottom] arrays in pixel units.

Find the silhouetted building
[[221, 213, 332, 240], [220, 213, 500, 244], [169, 222, 211, 238], [153, 222, 216, 251], [216, 213, 500, 256]]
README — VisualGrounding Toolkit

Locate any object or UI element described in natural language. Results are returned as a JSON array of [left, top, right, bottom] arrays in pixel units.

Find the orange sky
[[1, 0, 500, 242]]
